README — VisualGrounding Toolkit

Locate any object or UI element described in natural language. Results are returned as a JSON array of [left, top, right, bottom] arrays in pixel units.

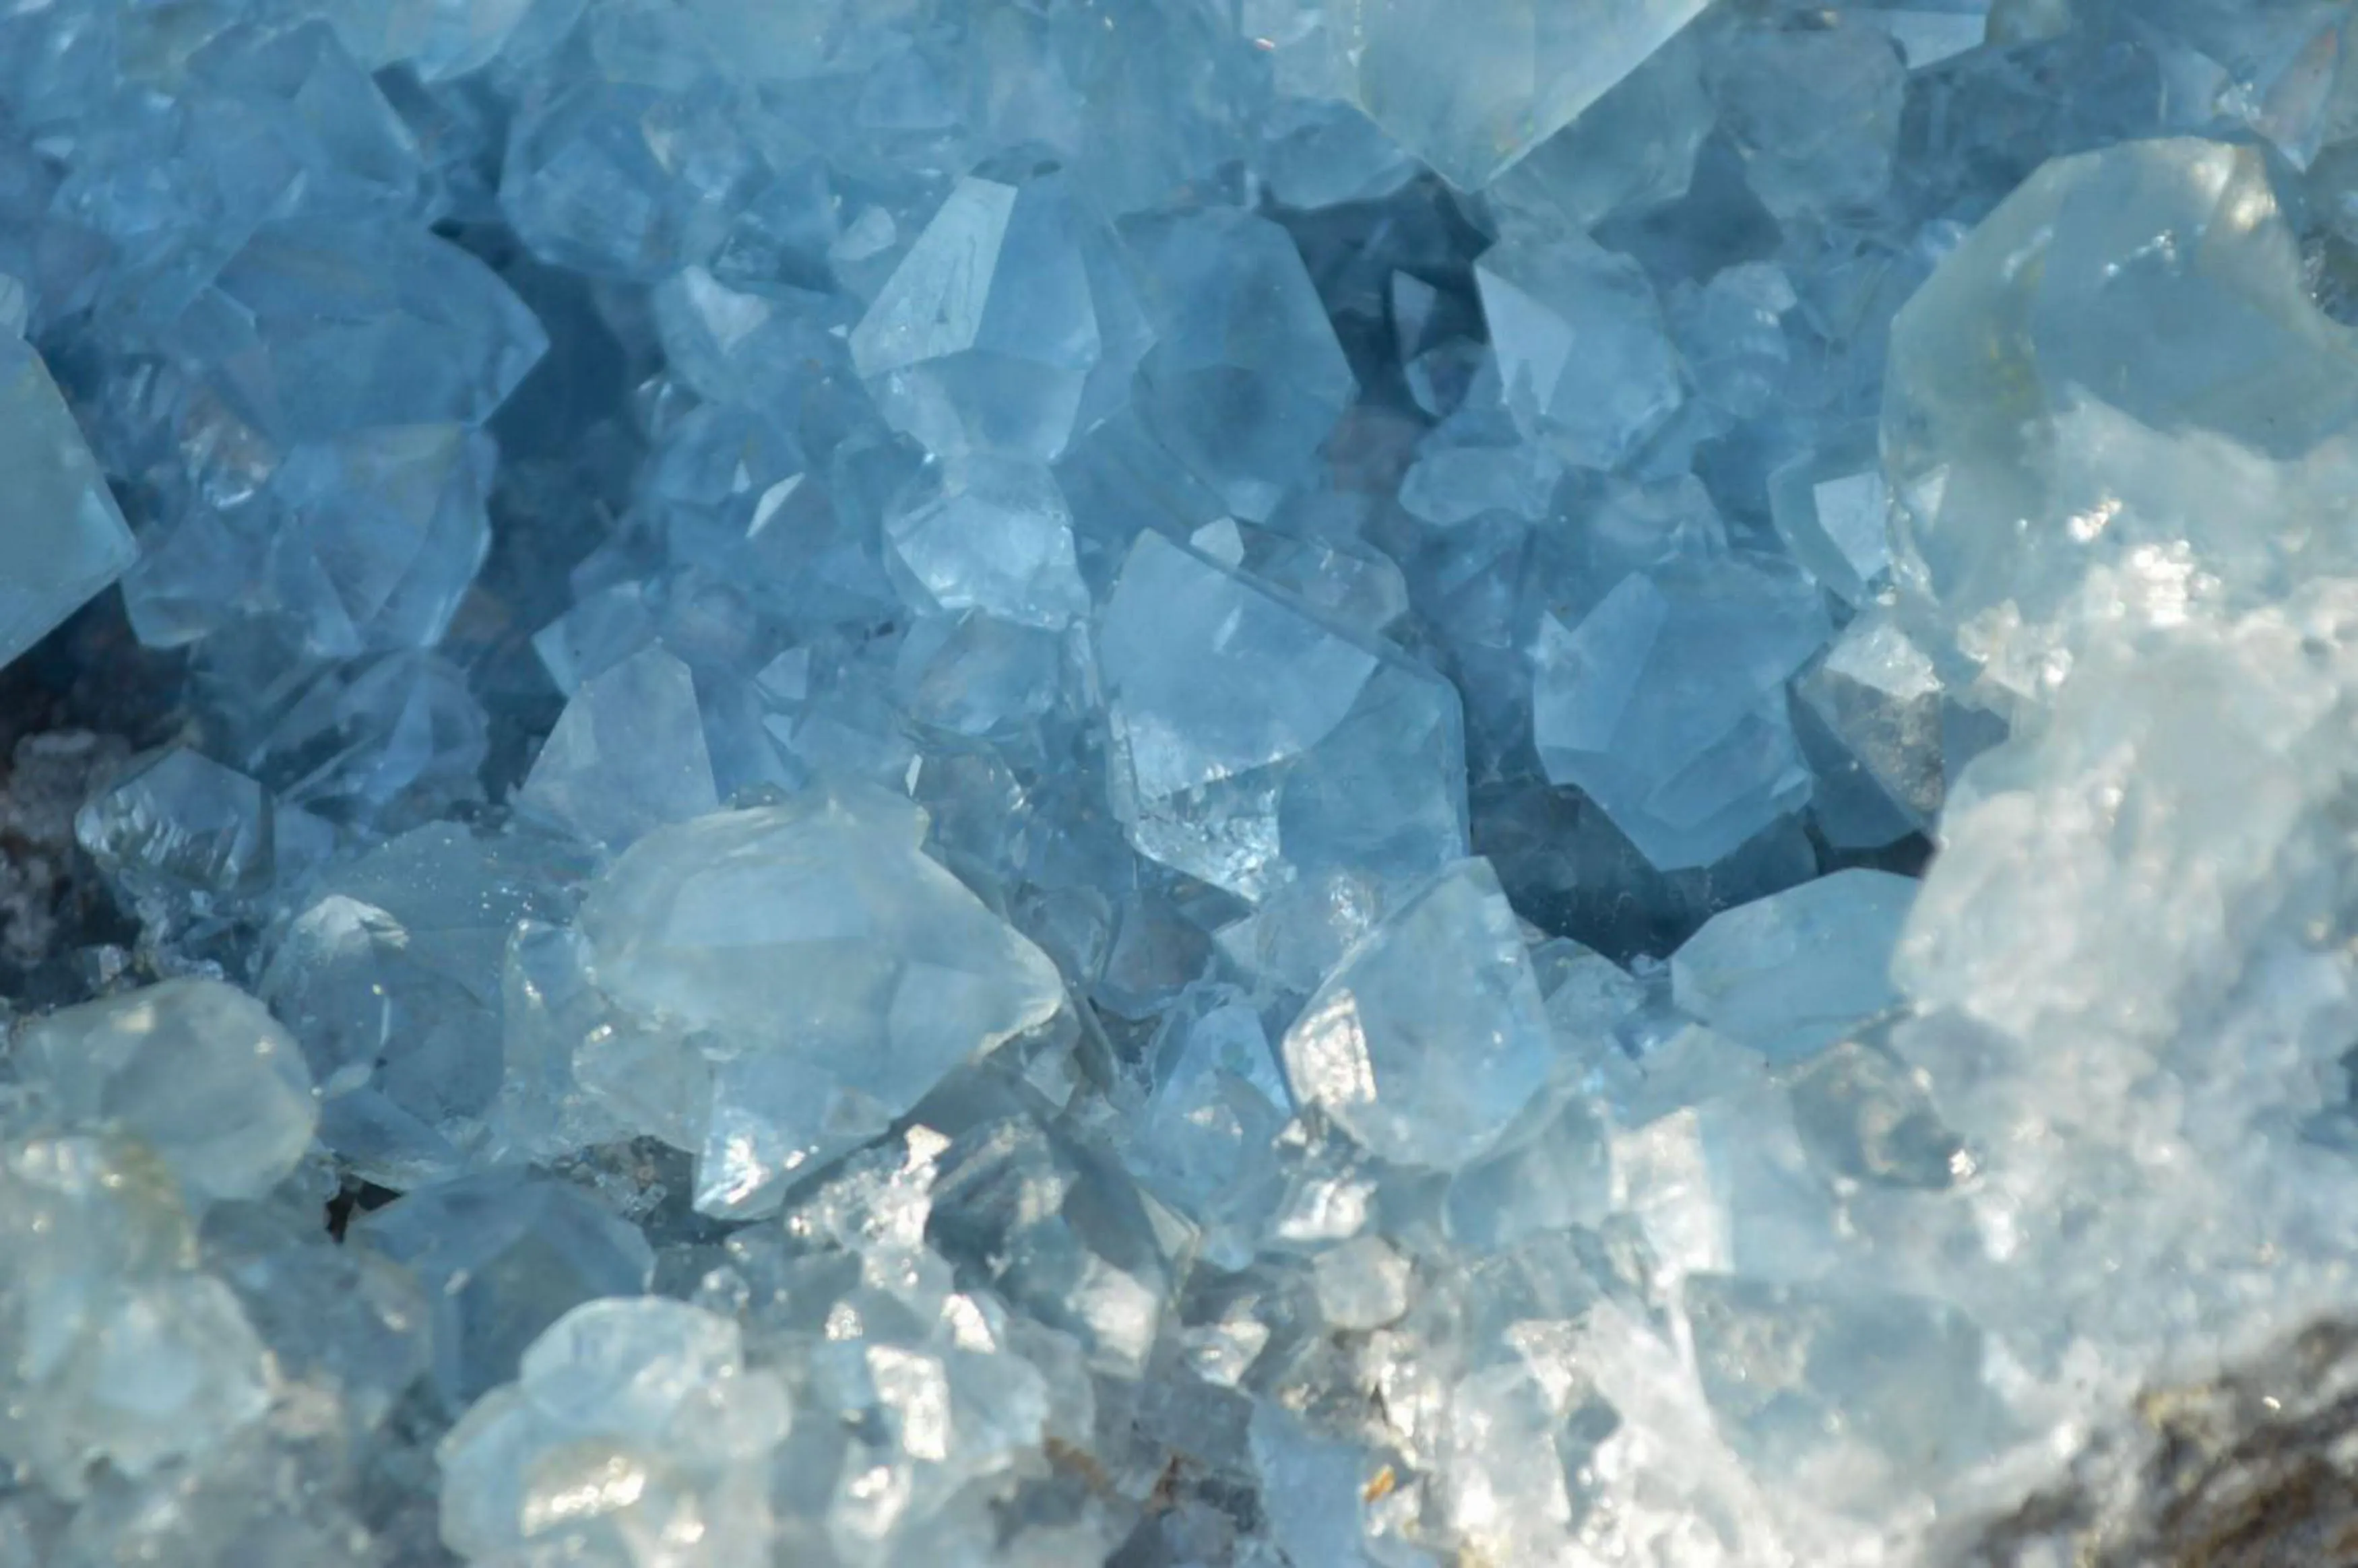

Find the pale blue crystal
[[0, 1134, 272, 1492], [1685, 1273, 2002, 1497], [263, 423, 495, 659], [1885, 137, 2358, 696], [1129, 983, 1293, 1270], [1767, 426, 1890, 608], [353, 1171, 655, 1410], [439, 1298, 788, 1566], [1486, 27, 1712, 232], [1532, 548, 1829, 871], [519, 644, 720, 851], [0, 335, 137, 670], [1792, 608, 1950, 847], [882, 453, 1089, 628], [1477, 232, 1686, 471], [851, 170, 1146, 462], [1124, 207, 1356, 521], [75, 746, 275, 917], [1339, 0, 1711, 191], [575, 790, 1068, 1216], [1670, 869, 1915, 1064], [927, 1111, 1188, 1378], [178, 218, 546, 443], [1706, 16, 1907, 221], [261, 824, 579, 1185], [15, 979, 317, 1206], [1281, 858, 1553, 1170], [1098, 531, 1468, 903]]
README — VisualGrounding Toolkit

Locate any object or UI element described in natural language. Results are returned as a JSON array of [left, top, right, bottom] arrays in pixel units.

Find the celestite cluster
[[6, 0, 2358, 1564]]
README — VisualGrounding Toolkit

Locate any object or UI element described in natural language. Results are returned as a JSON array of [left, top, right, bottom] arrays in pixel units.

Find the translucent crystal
[[1123, 207, 1356, 520], [850, 170, 1146, 462], [0, 335, 137, 669], [1128, 982, 1293, 1269], [1281, 858, 1554, 1171], [926, 1111, 1189, 1378], [260, 423, 495, 658], [439, 1297, 789, 1566], [1532, 548, 1830, 871], [519, 644, 720, 851], [1099, 531, 1467, 903], [353, 1171, 656, 1410], [1884, 137, 2358, 697], [1684, 1273, 2003, 1501], [1792, 608, 1952, 848], [0, 1134, 272, 1493], [1339, 0, 1712, 191], [575, 790, 1067, 1216], [1477, 230, 1686, 472], [75, 746, 275, 917], [181, 218, 547, 443], [1706, 16, 1908, 221], [1767, 426, 1890, 608], [1488, 28, 1711, 232], [15, 980, 317, 1207], [881, 453, 1089, 628], [1670, 870, 1915, 1064], [261, 824, 580, 1185]]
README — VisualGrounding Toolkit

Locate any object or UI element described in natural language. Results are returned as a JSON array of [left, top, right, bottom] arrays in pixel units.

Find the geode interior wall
[[3, 1, 2358, 1565]]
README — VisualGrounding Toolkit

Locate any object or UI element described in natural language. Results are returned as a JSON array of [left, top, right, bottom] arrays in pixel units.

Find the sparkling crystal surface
[[8, 4, 2358, 1563]]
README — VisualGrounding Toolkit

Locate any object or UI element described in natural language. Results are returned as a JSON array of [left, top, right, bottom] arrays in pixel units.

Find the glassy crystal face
[[1533, 547, 1830, 870], [1341, 0, 1712, 191], [439, 1297, 790, 1566], [881, 453, 1089, 628], [519, 644, 720, 851], [852, 171, 1145, 462], [0, 335, 137, 669], [1122, 207, 1356, 520], [75, 746, 276, 917], [1281, 858, 1554, 1169], [1884, 137, 2358, 698], [1099, 531, 1468, 903], [354, 1171, 656, 1410], [1670, 868, 1915, 1063], [575, 791, 1068, 1216], [1477, 231, 1687, 471]]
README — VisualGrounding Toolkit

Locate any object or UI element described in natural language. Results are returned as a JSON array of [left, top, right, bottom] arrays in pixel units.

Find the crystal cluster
[[7, 0, 2358, 1565]]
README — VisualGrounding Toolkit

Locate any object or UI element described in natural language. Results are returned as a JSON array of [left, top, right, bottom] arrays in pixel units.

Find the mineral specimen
[[1, 1, 2355, 1564]]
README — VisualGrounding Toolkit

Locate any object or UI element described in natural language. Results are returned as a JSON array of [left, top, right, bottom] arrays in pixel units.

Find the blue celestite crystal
[[851, 168, 1147, 462], [1281, 857, 1554, 1169], [1532, 545, 1830, 870], [0, 335, 137, 669], [11, 0, 2358, 1561], [1098, 530, 1468, 903], [1340, 0, 1711, 191], [1122, 206, 1356, 520], [573, 789, 1068, 1216]]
